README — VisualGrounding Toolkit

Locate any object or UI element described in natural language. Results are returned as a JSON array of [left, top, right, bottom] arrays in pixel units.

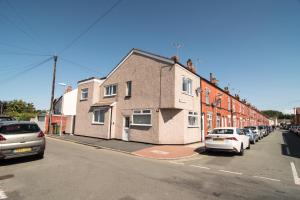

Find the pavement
[[0, 129, 300, 200], [47, 134, 204, 160]]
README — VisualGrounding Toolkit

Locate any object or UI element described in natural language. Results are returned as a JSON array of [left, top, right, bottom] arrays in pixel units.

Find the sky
[[0, 0, 299, 113]]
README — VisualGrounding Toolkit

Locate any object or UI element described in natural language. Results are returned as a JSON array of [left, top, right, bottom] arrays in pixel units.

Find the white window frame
[[131, 109, 152, 126], [188, 111, 199, 128], [207, 113, 213, 130], [104, 84, 117, 97], [182, 77, 193, 96], [92, 108, 105, 125], [80, 88, 88, 100], [205, 88, 210, 105], [216, 114, 221, 127]]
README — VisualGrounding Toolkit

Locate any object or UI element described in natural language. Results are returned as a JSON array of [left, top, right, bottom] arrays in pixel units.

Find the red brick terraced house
[[200, 73, 269, 136]]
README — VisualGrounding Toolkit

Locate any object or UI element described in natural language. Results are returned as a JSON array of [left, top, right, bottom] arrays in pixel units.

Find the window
[[232, 101, 236, 112], [132, 109, 151, 126], [188, 111, 198, 127], [216, 114, 221, 127], [228, 97, 231, 110], [93, 109, 105, 124], [81, 88, 88, 100], [205, 89, 210, 105], [182, 77, 193, 95], [105, 85, 117, 96], [126, 81, 132, 97], [207, 113, 212, 130]]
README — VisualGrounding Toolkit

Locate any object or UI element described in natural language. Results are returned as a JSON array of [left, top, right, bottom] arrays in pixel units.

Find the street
[[0, 129, 300, 200]]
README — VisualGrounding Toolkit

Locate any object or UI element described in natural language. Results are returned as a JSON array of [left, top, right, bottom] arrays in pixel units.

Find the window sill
[[130, 124, 152, 127], [181, 91, 194, 97], [80, 98, 88, 101], [104, 94, 116, 98], [188, 126, 199, 128], [92, 122, 104, 125]]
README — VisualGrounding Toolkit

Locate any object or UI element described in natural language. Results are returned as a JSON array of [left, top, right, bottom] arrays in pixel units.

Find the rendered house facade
[[74, 49, 202, 144]]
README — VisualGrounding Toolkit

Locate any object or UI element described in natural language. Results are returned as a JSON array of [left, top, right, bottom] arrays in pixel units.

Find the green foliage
[[0, 99, 37, 121], [262, 110, 294, 119]]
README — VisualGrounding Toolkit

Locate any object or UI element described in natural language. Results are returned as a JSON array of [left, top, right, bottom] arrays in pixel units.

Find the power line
[[4, 0, 51, 53], [0, 57, 52, 85], [60, 57, 100, 73], [59, 0, 123, 54]]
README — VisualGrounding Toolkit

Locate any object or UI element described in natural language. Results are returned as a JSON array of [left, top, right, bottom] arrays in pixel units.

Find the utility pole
[[47, 55, 58, 134]]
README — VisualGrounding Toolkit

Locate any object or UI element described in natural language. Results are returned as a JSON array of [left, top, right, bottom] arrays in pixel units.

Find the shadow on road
[[194, 147, 235, 157], [282, 131, 300, 159], [0, 156, 42, 166]]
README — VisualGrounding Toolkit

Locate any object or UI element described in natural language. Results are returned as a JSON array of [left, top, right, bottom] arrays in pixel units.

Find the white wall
[[62, 88, 78, 116]]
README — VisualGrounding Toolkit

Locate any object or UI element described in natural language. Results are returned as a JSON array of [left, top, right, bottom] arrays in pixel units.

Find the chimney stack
[[209, 73, 218, 85], [224, 87, 230, 94], [186, 59, 196, 73], [171, 55, 179, 63], [65, 85, 72, 94]]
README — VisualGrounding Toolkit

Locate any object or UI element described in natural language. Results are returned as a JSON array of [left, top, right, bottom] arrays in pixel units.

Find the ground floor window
[[132, 109, 151, 126], [207, 113, 212, 130], [188, 111, 198, 127], [93, 108, 105, 124], [216, 114, 221, 127]]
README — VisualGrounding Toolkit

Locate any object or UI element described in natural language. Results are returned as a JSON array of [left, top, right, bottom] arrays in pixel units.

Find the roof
[[77, 76, 106, 84], [91, 101, 115, 107]]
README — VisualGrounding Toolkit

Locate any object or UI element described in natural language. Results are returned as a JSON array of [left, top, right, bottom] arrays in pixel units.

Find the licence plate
[[213, 138, 224, 141], [14, 148, 32, 153]]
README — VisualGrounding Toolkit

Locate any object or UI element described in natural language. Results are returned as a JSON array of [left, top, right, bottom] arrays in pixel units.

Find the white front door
[[122, 116, 130, 141]]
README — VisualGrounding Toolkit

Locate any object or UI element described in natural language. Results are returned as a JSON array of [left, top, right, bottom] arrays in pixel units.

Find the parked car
[[205, 127, 250, 155], [0, 121, 45, 160], [244, 126, 263, 140], [258, 125, 268, 136], [0, 115, 15, 122], [243, 128, 258, 144]]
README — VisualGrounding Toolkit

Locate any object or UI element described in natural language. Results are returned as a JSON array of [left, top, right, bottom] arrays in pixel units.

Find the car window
[[210, 129, 234, 134], [0, 124, 40, 134], [243, 129, 250, 133]]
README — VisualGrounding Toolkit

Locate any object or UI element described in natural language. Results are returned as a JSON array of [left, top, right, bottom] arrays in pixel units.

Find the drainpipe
[[109, 106, 113, 139], [230, 96, 234, 126]]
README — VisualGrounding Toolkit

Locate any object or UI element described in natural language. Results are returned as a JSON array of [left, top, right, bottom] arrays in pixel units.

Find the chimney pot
[[171, 55, 179, 62]]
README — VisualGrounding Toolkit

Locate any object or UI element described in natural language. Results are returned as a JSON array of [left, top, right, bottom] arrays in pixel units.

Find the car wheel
[[239, 144, 244, 156], [36, 152, 44, 159], [247, 141, 251, 149], [252, 139, 255, 144]]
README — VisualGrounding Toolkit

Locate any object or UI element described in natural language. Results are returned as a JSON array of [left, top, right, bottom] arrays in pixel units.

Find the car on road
[[258, 125, 268, 137], [0, 115, 15, 122], [244, 126, 263, 140], [243, 128, 258, 144], [0, 121, 45, 160], [205, 127, 250, 155]]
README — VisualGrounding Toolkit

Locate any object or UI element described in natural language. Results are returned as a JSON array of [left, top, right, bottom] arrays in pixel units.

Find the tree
[[1, 99, 37, 121]]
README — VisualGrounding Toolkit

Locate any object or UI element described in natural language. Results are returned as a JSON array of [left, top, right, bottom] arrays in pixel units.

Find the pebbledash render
[[74, 49, 202, 144]]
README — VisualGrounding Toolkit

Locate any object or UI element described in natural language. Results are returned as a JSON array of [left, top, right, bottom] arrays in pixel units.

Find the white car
[[205, 127, 250, 155]]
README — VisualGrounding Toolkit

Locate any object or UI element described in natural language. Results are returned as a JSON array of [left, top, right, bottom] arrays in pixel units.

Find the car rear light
[[226, 137, 238, 141], [38, 131, 45, 138], [0, 134, 6, 141]]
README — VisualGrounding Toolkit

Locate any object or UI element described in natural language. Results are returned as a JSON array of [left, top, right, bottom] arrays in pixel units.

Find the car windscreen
[[243, 129, 250, 133], [244, 126, 256, 130], [258, 126, 264, 129], [210, 129, 234, 134], [0, 124, 40, 134]]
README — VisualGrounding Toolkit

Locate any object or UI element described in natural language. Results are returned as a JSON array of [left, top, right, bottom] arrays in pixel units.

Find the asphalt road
[[0, 129, 299, 200]]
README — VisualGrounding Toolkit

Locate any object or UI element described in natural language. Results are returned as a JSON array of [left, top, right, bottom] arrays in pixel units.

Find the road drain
[[0, 174, 14, 180]]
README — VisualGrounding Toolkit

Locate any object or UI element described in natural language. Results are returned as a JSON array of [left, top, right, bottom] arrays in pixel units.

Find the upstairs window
[[132, 109, 151, 126], [182, 77, 193, 95], [81, 88, 88, 100], [126, 81, 132, 97], [205, 89, 210, 105], [188, 111, 198, 127], [105, 84, 117, 97], [228, 97, 231, 111]]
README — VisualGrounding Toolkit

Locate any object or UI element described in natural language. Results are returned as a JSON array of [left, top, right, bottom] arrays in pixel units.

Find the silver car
[[0, 121, 45, 160], [244, 126, 263, 140]]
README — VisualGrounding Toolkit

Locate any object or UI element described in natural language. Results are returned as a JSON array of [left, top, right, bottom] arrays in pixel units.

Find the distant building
[[296, 107, 300, 124]]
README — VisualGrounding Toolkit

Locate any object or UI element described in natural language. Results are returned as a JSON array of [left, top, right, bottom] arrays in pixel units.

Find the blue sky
[[0, 0, 299, 113]]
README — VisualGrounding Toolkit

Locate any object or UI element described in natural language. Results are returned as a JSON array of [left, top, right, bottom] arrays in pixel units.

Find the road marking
[[290, 162, 300, 185], [286, 147, 290, 155], [253, 176, 280, 182], [169, 161, 184, 165], [0, 189, 7, 199], [219, 170, 242, 175], [190, 165, 210, 170]]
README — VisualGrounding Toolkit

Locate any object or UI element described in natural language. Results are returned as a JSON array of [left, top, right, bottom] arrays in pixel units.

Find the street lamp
[[58, 82, 66, 136]]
